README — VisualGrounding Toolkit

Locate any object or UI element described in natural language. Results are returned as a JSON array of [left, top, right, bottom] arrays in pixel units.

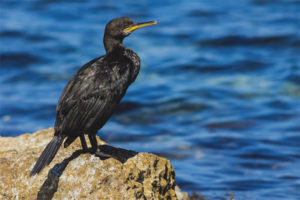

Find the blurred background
[[1, 0, 299, 199]]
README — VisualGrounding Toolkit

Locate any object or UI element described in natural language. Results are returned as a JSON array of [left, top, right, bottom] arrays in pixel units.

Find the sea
[[1, 0, 299, 199]]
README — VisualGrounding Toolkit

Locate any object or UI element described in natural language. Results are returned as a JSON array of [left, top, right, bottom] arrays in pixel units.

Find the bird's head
[[104, 17, 157, 41]]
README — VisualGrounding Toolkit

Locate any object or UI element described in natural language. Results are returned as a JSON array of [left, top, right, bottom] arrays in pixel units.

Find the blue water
[[1, 0, 300, 199]]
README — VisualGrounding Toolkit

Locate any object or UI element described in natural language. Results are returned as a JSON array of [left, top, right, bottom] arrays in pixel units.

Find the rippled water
[[1, 0, 300, 199]]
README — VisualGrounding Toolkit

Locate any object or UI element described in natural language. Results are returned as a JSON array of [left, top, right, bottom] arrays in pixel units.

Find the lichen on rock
[[0, 128, 188, 200]]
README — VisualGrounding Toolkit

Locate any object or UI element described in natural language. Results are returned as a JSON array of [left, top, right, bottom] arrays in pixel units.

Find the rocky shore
[[0, 128, 188, 200]]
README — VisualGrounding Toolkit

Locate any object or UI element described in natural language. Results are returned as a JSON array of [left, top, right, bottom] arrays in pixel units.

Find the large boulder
[[0, 128, 188, 200]]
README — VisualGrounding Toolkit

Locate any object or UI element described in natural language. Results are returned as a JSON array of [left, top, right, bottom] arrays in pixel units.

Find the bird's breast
[[123, 48, 140, 68], [122, 49, 140, 82]]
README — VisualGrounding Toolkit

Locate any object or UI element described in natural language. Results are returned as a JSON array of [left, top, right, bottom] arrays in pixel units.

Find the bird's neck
[[103, 35, 124, 53]]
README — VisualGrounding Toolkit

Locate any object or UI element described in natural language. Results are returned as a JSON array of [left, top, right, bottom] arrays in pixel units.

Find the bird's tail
[[30, 135, 64, 176]]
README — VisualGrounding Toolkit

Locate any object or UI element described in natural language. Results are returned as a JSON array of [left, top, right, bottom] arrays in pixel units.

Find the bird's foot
[[94, 148, 112, 158], [81, 148, 89, 153]]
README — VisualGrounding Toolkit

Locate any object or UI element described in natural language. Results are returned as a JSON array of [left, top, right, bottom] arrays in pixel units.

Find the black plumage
[[30, 17, 157, 176]]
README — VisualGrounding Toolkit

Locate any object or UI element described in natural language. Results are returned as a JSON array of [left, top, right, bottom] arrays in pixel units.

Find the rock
[[0, 128, 188, 200]]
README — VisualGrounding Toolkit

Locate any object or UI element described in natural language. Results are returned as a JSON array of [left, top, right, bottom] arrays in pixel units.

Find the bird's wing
[[55, 61, 115, 135]]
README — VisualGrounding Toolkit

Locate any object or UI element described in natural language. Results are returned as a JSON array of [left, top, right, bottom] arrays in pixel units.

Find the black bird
[[30, 17, 157, 176]]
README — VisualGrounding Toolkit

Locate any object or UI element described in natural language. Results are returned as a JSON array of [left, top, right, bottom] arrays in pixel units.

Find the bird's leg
[[88, 134, 98, 154], [80, 135, 88, 152], [88, 134, 112, 158]]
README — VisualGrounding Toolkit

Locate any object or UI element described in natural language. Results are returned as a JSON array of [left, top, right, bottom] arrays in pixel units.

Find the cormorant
[[30, 17, 157, 176]]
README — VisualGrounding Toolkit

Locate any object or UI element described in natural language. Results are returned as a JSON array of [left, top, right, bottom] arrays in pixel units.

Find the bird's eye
[[123, 26, 131, 33]]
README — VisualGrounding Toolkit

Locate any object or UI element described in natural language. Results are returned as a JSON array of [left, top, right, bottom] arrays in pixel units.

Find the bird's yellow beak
[[124, 21, 157, 33]]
